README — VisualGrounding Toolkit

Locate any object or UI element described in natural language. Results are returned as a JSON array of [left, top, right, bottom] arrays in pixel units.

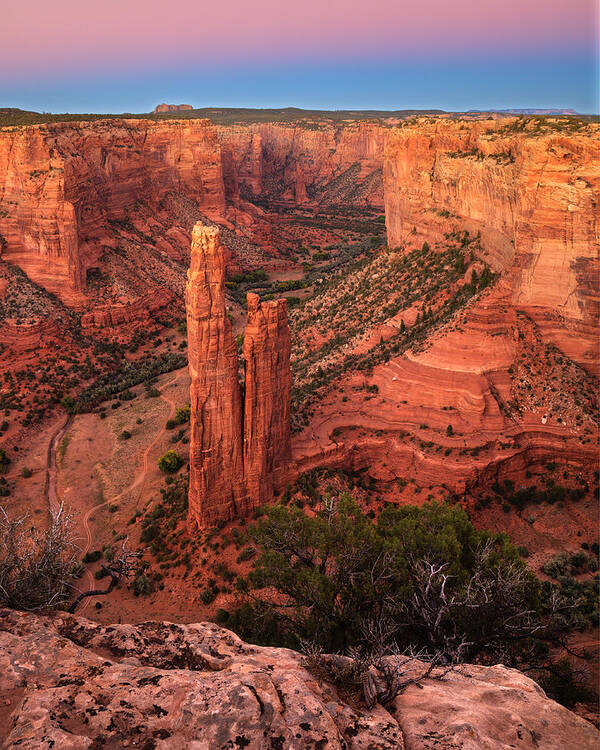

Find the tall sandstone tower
[[243, 293, 292, 507], [186, 223, 291, 529]]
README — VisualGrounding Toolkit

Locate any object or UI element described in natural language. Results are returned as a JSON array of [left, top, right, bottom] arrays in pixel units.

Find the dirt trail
[[47, 374, 181, 612], [45, 415, 73, 509]]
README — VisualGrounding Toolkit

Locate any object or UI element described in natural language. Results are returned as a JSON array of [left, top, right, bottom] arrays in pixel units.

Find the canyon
[[0, 110, 598, 744], [0, 113, 597, 507], [0, 118, 385, 306], [0, 113, 597, 515]]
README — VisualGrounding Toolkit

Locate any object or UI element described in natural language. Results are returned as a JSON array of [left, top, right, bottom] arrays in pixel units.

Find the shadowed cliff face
[[383, 119, 599, 372], [186, 224, 291, 528], [0, 608, 597, 749], [218, 121, 387, 207]]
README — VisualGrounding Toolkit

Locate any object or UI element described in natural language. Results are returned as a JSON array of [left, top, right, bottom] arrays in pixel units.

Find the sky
[[1, 0, 598, 113]]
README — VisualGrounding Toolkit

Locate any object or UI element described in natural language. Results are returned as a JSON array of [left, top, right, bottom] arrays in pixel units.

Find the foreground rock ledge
[[0, 610, 596, 749]]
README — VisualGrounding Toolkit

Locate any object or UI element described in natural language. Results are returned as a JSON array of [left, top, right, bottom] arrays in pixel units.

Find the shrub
[[131, 574, 151, 596], [21, 467, 33, 478], [158, 450, 183, 474], [175, 405, 191, 424], [199, 587, 217, 604], [0, 449, 10, 474], [0, 502, 79, 610], [119, 430, 131, 441], [237, 546, 257, 563], [61, 395, 75, 412], [83, 550, 102, 564], [165, 419, 176, 430], [243, 497, 538, 658]]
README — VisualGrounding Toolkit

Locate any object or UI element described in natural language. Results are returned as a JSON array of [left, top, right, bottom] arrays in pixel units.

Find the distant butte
[[153, 103, 193, 113]]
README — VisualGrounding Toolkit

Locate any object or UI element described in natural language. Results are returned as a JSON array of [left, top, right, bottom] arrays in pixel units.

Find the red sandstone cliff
[[186, 224, 292, 527], [186, 223, 245, 529], [80, 288, 174, 328], [383, 118, 600, 371], [243, 292, 292, 507], [218, 121, 387, 208], [0, 119, 226, 303]]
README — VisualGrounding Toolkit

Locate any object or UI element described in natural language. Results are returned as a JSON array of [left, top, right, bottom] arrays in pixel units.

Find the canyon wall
[[218, 121, 387, 207], [186, 223, 291, 528], [0, 118, 387, 305], [0, 119, 225, 303], [2, 114, 597, 333], [383, 118, 600, 370], [80, 288, 174, 328]]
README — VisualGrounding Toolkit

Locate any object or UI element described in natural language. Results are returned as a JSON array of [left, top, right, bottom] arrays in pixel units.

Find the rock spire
[[186, 223, 291, 529]]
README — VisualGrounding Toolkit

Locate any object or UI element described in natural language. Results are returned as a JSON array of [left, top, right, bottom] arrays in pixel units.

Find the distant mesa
[[469, 108, 578, 115], [153, 103, 194, 113]]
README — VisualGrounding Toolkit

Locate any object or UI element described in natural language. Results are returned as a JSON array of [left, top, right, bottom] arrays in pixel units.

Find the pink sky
[[3, 0, 597, 76]]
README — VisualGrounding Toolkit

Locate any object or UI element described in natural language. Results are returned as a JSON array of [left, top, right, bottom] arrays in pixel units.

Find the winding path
[[47, 373, 182, 612]]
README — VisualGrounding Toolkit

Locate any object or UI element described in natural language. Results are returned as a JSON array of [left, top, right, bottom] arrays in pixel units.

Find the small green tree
[[0, 449, 10, 474], [61, 395, 75, 413], [245, 497, 539, 660], [175, 405, 191, 424], [158, 450, 183, 474]]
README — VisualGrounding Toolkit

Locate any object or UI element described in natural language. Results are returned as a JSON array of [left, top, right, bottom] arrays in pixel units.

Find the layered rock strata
[[383, 118, 600, 371], [0, 609, 597, 749], [0, 119, 387, 306], [80, 288, 174, 328], [0, 119, 226, 304], [218, 121, 387, 207], [186, 224, 291, 528]]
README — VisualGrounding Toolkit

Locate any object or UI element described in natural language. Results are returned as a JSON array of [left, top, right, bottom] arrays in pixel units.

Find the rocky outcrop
[[186, 224, 292, 528], [0, 608, 597, 749], [243, 293, 292, 507], [186, 224, 245, 528], [80, 288, 174, 328], [383, 118, 600, 371]]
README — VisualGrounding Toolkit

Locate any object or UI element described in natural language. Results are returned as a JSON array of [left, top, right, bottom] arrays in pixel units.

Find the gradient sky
[[1, 0, 598, 113]]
